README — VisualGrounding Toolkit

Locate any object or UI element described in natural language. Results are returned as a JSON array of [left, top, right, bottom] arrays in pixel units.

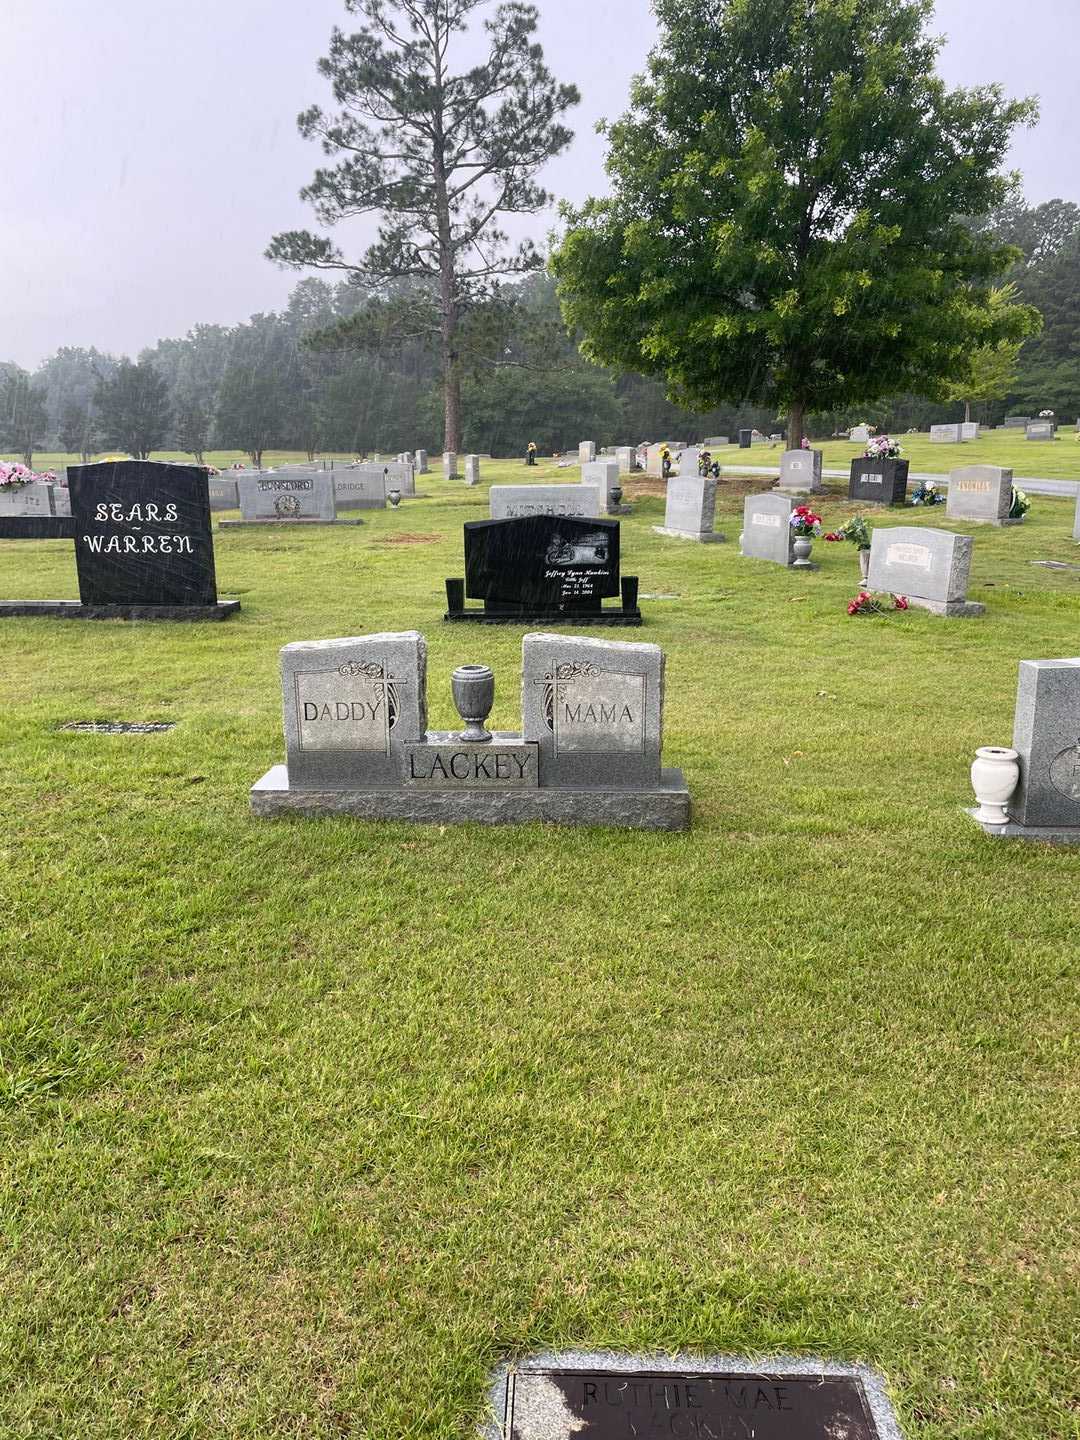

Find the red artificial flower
[[894, 595, 909, 610]]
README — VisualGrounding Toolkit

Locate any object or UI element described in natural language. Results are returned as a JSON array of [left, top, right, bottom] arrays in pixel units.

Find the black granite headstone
[[505, 1369, 885, 1440], [445, 516, 640, 624], [739, 429, 753, 449], [68, 460, 220, 607], [849, 457, 910, 506]]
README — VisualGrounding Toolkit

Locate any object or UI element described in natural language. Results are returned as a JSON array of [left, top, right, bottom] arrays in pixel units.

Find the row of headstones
[[211, 462, 417, 520], [929, 421, 1055, 442], [443, 452, 481, 484], [274, 630, 666, 794], [486, 458, 626, 519]]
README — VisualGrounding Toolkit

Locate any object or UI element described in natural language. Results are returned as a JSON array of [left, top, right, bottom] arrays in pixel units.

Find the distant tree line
[[2, 196, 1078, 467]]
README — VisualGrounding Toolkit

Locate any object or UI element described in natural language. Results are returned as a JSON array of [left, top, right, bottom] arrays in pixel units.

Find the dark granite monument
[[445, 515, 640, 625], [849, 457, 910, 505], [0, 460, 239, 621]]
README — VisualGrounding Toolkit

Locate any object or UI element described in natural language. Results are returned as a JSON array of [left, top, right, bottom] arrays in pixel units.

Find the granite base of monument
[[966, 808, 1080, 844], [0, 517, 77, 540], [0, 599, 240, 622], [251, 763, 688, 830], [651, 526, 725, 543], [445, 576, 643, 625]]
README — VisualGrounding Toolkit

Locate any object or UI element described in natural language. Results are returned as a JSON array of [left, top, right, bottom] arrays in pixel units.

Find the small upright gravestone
[[582, 458, 625, 514], [415, 449, 429, 474], [0, 460, 239, 621], [1026, 421, 1055, 441], [738, 429, 753, 449], [614, 446, 636, 473], [578, 441, 597, 465], [678, 447, 701, 477], [849, 425, 871, 444], [251, 631, 688, 829], [849, 455, 910, 506], [945, 465, 1016, 525], [960, 421, 979, 440], [207, 476, 239, 512], [776, 449, 824, 495], [1004, 415, 1030, 429], [653, 475, 724, 542], [443, 451, 459, 480], [741, 492, 794, 566], [1006, 659, 1080, 833], [931, 423, 964, 443], [50, 484, 72, 517], [464, 455, 480, 486], [866, 525, 983, 616], [1073, 490, 1080, 542]]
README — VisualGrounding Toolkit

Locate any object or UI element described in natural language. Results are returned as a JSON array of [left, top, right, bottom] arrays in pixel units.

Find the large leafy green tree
[[0, 368, 50, 467], [214, 316, 301, 468], [944, 284, 1039, 423], [267, 0, 579, 454], [93, 360, 171, 460], [551, 0, 1039, 447]]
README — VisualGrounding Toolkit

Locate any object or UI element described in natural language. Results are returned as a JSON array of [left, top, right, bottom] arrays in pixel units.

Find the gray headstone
[[206, 477, 239, 511], [443, 451, 458, 479], [0, 480, 55, 518], [849, 425, 871, 444], [703, 435, 729, 447], [1010, 658, 1080, 828], [464, 455, 480, 486], [1026, 421, 1055, 441], [866, 525, 981, 615], [490, 484, 603, 520], [678, 447, 701, 477], [522, 633, 664, 790], [280, 632, 427, 791], [777, 448, 824, 493], [1003, 416, 1030, 428], [930, 423, 964, 443], [578, 441, 597, 465], [581, 458, 620, 511], [741, 492, 794, 565], [614, 446, 636, 473], [654, 475, 720, 541], [238, 472, 336, 521], [415, 449, 429, 474], [1074, 489, 1080, 542], [960, 421, 979, 440], [946, 465, 1013, 524], [334, 468, 387, 510], [50, 483, 72, 517]]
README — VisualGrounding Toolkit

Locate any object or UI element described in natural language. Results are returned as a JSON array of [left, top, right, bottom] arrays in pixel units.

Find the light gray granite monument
[[333, 468, 387, 511], [653, 475, 723, 542], [678, 447, 701, 477], [578, 441, 597, 465], [614, 446, 636, 473], [581, 458, 625, 514], [224, 472, 363, 527], [50, 484, 72, 517], [206, 476, 239, 512], [931, 423, 963, 443], [479, 1352, 903, 1440], [741, 492, 795, 565], [464, 455, 480, 486], [252, 631, 689, 829], [1026, 421, 1055, 441], [443, 451, 458, 480], [849, 425, 871, 444], [866, 525, 983, 616], [776, 448, 824, 494], [1073, 489, 1080, 542], [0, 481, 55, 518], [1003, 415, 1030, 428], [971, 658, 1080, 843], [415, 449, 429, 474], [960, 421, 979, 440], [945, 464, 1016, 525], [490, 485, 603, 521]]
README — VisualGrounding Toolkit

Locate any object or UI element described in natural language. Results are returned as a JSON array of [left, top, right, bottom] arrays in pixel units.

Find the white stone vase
[[971, 746, 1020, 826]]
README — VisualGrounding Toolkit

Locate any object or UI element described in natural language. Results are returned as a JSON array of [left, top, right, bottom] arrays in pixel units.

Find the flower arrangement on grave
[[865, 434, 902, 460], [910, 479, 944, 506], [0, 462, 55, 489], [205, 465, 221, 476], [824, 515, 872, 550], [847, 590, 909, 616], [800, 436, 811, 449], [1009, 487, 1031, 519], [1038, 409, 1055, 419], [789, 505, 822, 537]]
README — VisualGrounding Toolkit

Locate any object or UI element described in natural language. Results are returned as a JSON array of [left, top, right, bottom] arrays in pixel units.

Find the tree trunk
[[252, 449, 263, 469], [443, 344, 462, 455], [964, 399, 972, 423], [431, 34, 463, 456], [22, 446, 33, 467], [787, 399, 806, 450]]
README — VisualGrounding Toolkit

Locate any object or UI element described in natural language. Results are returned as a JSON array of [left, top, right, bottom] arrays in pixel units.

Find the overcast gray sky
[[3, 0, 1076, 369]]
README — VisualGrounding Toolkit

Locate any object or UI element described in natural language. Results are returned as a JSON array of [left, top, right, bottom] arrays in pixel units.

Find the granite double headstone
[[490, 485, 603, 521], [930, 424, 963, 443], [1008, 659, 1080, 829], [945, 465, 1014, 525], [866, 525, 983, 616], [1026, 421, 1054, 441], [235, 471, 338, 522]]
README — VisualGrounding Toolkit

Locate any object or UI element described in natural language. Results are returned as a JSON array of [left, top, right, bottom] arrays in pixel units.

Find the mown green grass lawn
[[1, 457, 1077, 1440]]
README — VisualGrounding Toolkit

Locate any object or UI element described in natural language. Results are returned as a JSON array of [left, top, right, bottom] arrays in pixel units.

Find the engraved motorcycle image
[[545, 531, 610, 567], [274, 493, 302, 518]]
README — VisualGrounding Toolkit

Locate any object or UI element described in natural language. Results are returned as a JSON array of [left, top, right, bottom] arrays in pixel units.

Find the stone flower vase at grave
[[387, 488, 402, 507], [971, 746, 1021, 826], [451, 664, 495, 743], [792, 535, 815, 569], [859, 547, 871, 583]]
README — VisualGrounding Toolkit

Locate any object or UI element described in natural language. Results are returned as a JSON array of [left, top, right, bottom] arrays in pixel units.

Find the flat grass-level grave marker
[[482, 1357, 902, 1440], [251, 630, 689, 829], [0, 459, 240, 621], [866, 526, 983, 617]]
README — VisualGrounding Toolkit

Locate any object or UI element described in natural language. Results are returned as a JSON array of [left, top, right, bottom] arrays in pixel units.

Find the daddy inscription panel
[[504, 1369, 885, 1440], [68, 460, 219, 607]]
